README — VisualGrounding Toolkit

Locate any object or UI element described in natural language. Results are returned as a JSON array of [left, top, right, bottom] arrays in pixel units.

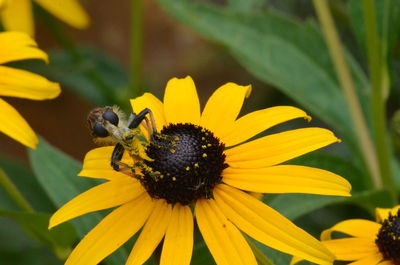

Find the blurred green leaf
[[15, 47, 130, 108], [0, 156, 54, 212], [156, 0, 371, 169], [227, 0, 265, 11], [28, 137, 128, 265], [0, 210, 76, 257]]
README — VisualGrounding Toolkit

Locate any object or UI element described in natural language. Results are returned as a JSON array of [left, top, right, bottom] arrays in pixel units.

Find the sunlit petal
[[195, 199, 257, 265], [34, 0, 89, 29], [0, 66, 60, 100], [64, 193, 154, 265], [322, 238, 379, 261], [321, 219, 381, 240], [131, 92, 166, 132], [0, 98, 37, 148], [222, 106, 310, 147], [49, 178, 145, 229], [127, 199, 172, 265], [375, 206, 400, 223], [225, 128, 340, 168], [223, 165, 351, 196], [0, 31, 48, 64], [1, 0, 34, 36], [200, 82, 251, 140], [160, 204, 194, 265], [163, 76, 200, 125], [214, 184, 334, 265]]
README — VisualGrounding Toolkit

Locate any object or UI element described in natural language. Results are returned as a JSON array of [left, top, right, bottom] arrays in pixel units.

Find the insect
[[87, 106, 157, 176]]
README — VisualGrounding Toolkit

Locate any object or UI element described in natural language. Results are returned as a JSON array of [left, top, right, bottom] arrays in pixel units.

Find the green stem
[[0, 168, 34, 212], [362, 0, 397, 202], [312, 0, 382, 189], [130, 0, 144, 97], [245, 237, 276, 265]]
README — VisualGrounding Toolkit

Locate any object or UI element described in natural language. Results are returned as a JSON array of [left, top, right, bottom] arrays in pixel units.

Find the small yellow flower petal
[[34, 0, 89, 29], [131, 92, 166, 132], [377, 260, 393, 265], [127, 200, 172, 265], [225, 127, 340, 168], [160, 204, 194, 265], [346, 252, 382, 265], [222, 106, 310, 147], [0, 65, 60, 100], [214, 184, 334, 265], [65, 193, 154, 265], [78, 146, 133, 180], [163, 76, 200, 125], [195, 199, 257, 265], [321, 219, 381, 240], [0, 98, 38, 148], [1, 0, 34, 36], [223, 165, 351, 196], [322, 238, 379, 261], [200, 82, 251, 140], [375, 206, 400, 223], [49, 178, 144, 229], [0, 31, 48, 64]]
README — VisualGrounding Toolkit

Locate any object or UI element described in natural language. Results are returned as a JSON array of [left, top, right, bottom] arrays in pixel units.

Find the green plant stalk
[[312, 0, 382, 189], [245, 236, 276, 265], [130, 0, 144, 97], [0, 168, 34, 212], [362, 0, 397, 201]]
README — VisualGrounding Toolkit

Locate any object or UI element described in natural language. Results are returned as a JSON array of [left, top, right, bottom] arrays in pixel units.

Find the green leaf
[[156, 0, 371, 169], [0, 210, 76, 257], [28, 137, 128, 265]]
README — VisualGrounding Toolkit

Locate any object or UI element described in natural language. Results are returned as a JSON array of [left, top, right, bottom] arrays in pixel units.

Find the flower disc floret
[[141, 123, 228, 205], [376, 209, 400, 264]]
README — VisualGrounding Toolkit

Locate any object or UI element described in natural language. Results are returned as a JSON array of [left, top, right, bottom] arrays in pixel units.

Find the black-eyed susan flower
[[50, 76, 351, 265], [318, 205, 400, 265], [0, 0, 89, 36], [0, 31, 60, 148]]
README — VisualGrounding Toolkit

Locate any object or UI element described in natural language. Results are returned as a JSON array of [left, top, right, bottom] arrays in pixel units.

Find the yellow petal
[[0, 31, 48, 64], [346, 252, 383, 265], [222, 106, 310, 147], [223, 165, 351, 196], [375, 205, 400, 223], [160, 204, 194, 265], [377, 260, 393, 265], [321, 219, 380, 240], [163, 76, 200, 125], [214, 184, 334, 265], [0, 66, 60, 100], [195, 199, 257, 265], [65, 193, 154, 265], [200, 82, 251, 140], [78, 146, 133, 180], [127, 200, 172, 265], [49, 178, 144, 229], [322, 238, 379, 261], [34, 0, 89, 29], [0, 98, 37, 148], [225, 128, 340, 168], [130, 92, 166, 132], [1, 0, 34, 36]]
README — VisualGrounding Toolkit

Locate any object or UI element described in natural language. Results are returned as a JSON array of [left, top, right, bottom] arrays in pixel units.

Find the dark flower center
[[376, 209, 400, 264], [140, 123, 228, 205]]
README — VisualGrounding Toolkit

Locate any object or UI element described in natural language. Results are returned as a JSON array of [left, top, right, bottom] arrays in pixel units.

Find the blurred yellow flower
[[0, 31, 60, 148], [50, 76, 351, 265], [0, 0, 89, 36], [318, 205, 400, 265]]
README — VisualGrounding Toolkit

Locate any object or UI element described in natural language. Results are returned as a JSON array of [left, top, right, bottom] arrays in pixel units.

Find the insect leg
[[111, 143, 125, 171], [128, 108, 157, 134]]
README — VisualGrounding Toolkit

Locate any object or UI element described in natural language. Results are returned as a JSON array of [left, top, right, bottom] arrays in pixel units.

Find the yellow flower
[[0, 0, 89, 36], [318, 205, 400, 265], [50, 76, 351, 265], [0, 31, 60, 148]]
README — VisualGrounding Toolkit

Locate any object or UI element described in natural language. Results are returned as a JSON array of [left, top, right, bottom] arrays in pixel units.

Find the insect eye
[[102, 111, 119, 126], [93, 122, 109, 137]]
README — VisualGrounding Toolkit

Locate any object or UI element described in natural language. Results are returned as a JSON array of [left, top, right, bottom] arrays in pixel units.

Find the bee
[[87, 106, 157, 176]]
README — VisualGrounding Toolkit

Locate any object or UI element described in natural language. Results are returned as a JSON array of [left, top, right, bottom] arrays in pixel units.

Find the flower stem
[[0, 168, 34, 212], [362, 0, 397, 202], [312, 0, 382, 189], [130, 0, 144, 97]]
